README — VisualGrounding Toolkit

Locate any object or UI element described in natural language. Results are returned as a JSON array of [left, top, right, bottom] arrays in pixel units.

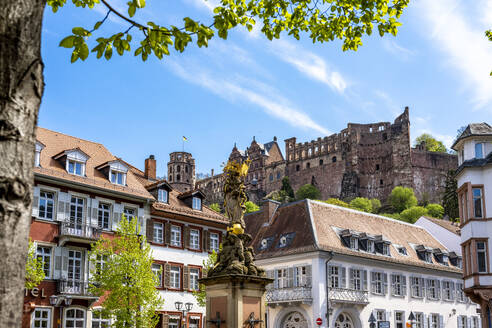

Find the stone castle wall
[[195, 108, 458, 206]]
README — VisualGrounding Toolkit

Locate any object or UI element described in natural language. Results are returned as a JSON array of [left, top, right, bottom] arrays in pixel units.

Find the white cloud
[[382, 39, 416, 60], [166, 59, 331, 135], [268, 40, 348, 93], [373, 90, 402, 117], [414, 0, 492, 109]]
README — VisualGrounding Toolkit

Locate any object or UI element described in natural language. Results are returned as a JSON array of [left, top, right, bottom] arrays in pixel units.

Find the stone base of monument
[[199, 274, 273, 328]]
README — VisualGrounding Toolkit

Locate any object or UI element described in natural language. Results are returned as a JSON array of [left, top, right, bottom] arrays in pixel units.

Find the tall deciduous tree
[[280, 176, 295, 199], [414, 133, 447, 153], [389, 186, 417, 213], [1, 1, 410, 325], [89, 216, 162, 328], [192, 249, 218, 307], [296, 184, 321, 200], [442, 170, 459, 220], [25, 239, 45, 289]]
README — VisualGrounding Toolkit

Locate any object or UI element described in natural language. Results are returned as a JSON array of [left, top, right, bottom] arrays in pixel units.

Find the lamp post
[[408, 312, 415, 328], [369, 313, 377, 328], [175, 301, 193, 328]]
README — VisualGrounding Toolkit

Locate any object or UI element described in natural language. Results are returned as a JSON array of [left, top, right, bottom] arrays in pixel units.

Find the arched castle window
[[177, 174, 181, 181], [308, 148, 312, 156], [277, 171, 281, 180], [306, 162, 310, 169], [332, 156, 337, 163], [269, 173, 273, 181], [169, 175, 173, 181], [177, 165, 181, 172], [296, 165, 300, 172], [185, 166, 188, 173], [319, 159, 324, 166]]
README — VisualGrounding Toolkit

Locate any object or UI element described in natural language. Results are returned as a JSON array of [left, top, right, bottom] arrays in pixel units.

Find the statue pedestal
[[200, 274, 273, 328]]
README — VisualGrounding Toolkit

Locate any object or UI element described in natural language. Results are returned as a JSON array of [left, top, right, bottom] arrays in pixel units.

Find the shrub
[[265, 190, 293, 203], [296, 184, 321, 200], [209, 203, 221, 213], [426, 203, 444, 218], [350, 197, 373, 213], [381, 213, 402, 221], [400, 206, 428, 223], [322, 198, 350, 208], [370, 199, 382, 213], [245, 201, 260, 213], [389, 186, 418, 213]]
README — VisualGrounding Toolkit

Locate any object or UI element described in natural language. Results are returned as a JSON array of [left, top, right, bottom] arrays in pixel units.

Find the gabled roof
[[417, 216, 461, 236], [245, 199, 461, 273], [95, 159, 129, 172], [52, 147, 90, 161], [178, 189, 206, 199], [452, 122, 492, 149], [145, 179, 173, 191], [35, 127, 153, 200]]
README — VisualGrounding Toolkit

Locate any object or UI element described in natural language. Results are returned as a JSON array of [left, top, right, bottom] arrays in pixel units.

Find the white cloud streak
[[382, 39, 416, 60], [166, 59, 331, 135], [268, 40, 348, 93], [415, 0, 492, 109]]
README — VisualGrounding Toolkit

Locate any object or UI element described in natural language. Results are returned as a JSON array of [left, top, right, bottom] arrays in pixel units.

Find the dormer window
[[192, 197, 201, 210], [382, 244, 390, 256], [53, 148, 89, 177], [96, 160, 128, 186], [416, 246, 433, 263], [367, 240, 375, 253], [433, 249, 449, 266], [350, 237, 358, 250], [111, 170, 125, 185], [397, 246, 407, 256], [68, 160, 84, 176], [158, 189, 168, 203]]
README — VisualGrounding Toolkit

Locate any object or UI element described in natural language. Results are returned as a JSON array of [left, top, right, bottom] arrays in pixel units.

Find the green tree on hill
[[209, 203, 221, 213], [296, 184, 321, 200], [400, 206, 428, 223], [350, 197, 373, 213], [414, 133, 447, 153], [322, 198, 350, 208], [389, 186, 418, 213], [426, 203, 444, 219], [370, 199, 382, 213], [281, 177, 295, 199], [245, 201, 260, 213]]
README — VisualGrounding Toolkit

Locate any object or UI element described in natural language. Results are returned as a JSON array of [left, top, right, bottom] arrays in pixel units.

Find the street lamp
[[369, 313, 376, 328], [175, 301, 193, 327], [408, 312, 415, 328]]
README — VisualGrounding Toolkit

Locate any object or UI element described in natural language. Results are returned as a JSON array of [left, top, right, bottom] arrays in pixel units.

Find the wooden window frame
[[472, 185, 486, 219], [187, 264, 202, 292], [152, 261, 166, 290], [187, 225, 202, 252], [169, 222, 184, 250], [167, 262, 184, 291], [207, 229, 222, 254]]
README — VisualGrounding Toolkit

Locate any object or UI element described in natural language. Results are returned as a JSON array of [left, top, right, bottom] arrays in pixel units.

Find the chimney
[[211, 169, 214, 176], [145, 155, 156, 180], [260, 199, 280, 223]]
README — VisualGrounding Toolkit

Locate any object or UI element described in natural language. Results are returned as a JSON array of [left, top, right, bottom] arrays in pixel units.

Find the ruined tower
[[167, 151, 196, 193]]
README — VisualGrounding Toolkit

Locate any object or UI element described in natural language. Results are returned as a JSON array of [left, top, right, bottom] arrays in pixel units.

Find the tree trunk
[[0, 1, 45, 327]]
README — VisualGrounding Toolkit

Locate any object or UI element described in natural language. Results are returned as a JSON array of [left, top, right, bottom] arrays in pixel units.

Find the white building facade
[[245, 200, 480, 328], [452, 123, 492, 327]]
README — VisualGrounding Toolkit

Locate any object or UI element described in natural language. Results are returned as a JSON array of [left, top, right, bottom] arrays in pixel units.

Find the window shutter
[[203, 230, 210, 252], [287, 267, 294, 288], [341, 267, 346, 288], [362, 270, 368, 291], [371, 272, 376, 294], [61, 247, 69, 280], [112, 203, 122, 231], [450, 282, 455, 300], [467, 317, 472, 328], [162, 314, 169, 328], [423, 314, 428, 328], [183, 266, 190, 290], [32, 186, 40, 217], [402, 275, 407, 296], [53, 247, 62, 280], [138, 216, 144, 235], [439, 315, 444, 328], [146, 219, 154, 242], [390, 274, 395, 295], [57, 192, 69, 221], [420, 278, 426, 297], [164, 263, 171, 288], [383, 273, 388, 295], [273, 270, 279, 289], [184, 226, 190, 248], [436, 280, 441, 300], [305, 265, 312, 287], [349, 269, 354, 289], [164, 222, 171, 245], [386, 311, 391, 322]]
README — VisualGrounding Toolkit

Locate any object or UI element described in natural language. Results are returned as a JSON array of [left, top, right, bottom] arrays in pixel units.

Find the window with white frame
[[349, 237, 358, 250], [429, 314, 440, 328], [123, 207, 135, 221], [190, 268, 199, 291], [414, 313, 424, 328], [391, 273, 405, 296], [98, 203, 111, 230], [382, 243, 390, 256], [170, 266, 180, 289], [171, 225, 181, 247], [427, 279, 440, 300], [92, 310, 111, 328], [395, 311, 404, 328], [65, 308, 85, 328], [39, 191, 55, 220], [169, 318, 179, 328], [475, 143, 484, 158], [410, 277, 424, 298], [70, 196, 84, 227], [477, 241, 488, 273], [458, 316, 468, 328], [153, 223, 163, 243], [456, 282, 465, 302], [375, 310, 385, 322], [276, 268, 288, 288], [95, 254, 108, 276], [152, 264, 162, 287], [67, 160, 84, 176], [473, 188, 484, 218], [110, 170, 125, 185], [31, 308, 51, 328], [371, 272, 384, 295], [158, 189, 168, 203], [36, 246, 52, 279], [192, 197, 202, 210], [210, 233, 219, 253], [442, 281, 454, 301], [328, 265, 341, 288], [295, 266, 310, 287], [190, 229, 200, 250], [350, 269, 363, 291], [367, 240, 375, 253]]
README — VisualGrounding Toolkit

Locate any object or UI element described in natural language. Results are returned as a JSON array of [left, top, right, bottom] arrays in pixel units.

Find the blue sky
[[39, 0, 492, 177]]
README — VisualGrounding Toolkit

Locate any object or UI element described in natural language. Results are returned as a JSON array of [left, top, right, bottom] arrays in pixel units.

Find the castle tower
[[167, 151, 196, 193]]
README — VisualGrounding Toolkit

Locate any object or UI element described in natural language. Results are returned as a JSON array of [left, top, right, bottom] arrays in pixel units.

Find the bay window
[[477, 241, 488, 273]]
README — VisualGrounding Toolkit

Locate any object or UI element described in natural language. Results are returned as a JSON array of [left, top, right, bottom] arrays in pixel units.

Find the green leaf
[[59, 35, 76, 48], [136, 0, 145, 8], [93, 21, 103, 30], [79, 43, 89, 60], [128, 3, 136, 17], [71, 51, 79, 63]]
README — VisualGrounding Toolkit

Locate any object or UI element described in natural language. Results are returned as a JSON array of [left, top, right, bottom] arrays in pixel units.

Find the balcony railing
[[265, 286, 312, 304], [328, 287, 369, 305], [57, 280, 94, 296], [59, 221, 102, 240]]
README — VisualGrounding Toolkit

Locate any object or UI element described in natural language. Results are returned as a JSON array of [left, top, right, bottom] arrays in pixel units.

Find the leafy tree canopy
[[400, 206, 428, 223], [245, 201, 260, 213], [426, 203, 444, 219], [47, 0, 410, 63], [209, 203, 221, 213], [322, 198, 350, 208], [265, 190, 293, 203], [487, 30, 492, 76], [280, 176, 295, 199], [414, 133, 447, 153], [89, 216, 162, 328], [25, 239, 45, 289], [296, 184, 321, 200], [349, 197, 373, 213], [370, 198, 381, 213], [389, 186, 417, 213]]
